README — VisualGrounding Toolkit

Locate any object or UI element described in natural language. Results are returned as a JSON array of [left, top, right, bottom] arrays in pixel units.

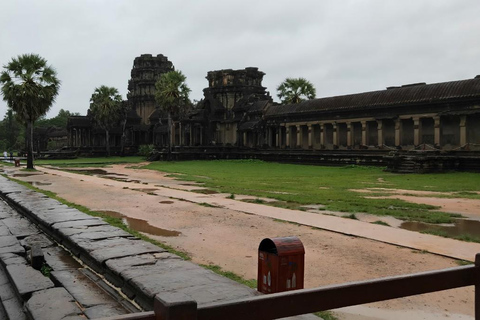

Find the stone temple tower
[[127, 54, 174, 125]]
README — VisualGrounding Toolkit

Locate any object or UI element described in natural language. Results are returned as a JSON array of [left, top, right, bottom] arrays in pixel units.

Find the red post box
[[257, 236, 305, 294]]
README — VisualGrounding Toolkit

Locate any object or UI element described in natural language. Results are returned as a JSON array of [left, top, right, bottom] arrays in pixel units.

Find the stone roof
[[266, 77, 480, 117], [67, 116, 91, 127], [238, 120, 261, 131]]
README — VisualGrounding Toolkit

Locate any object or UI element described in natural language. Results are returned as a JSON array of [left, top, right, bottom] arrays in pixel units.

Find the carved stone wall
[[127, 54, 174, 125], [204, 67, 267, 111]]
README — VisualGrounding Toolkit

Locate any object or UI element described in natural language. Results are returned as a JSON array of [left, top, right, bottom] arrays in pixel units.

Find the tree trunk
[[167, 112, 172, 160], [26, 120, 34, 169], [120, 119, 127, 157], [105, 129, 110, 157]]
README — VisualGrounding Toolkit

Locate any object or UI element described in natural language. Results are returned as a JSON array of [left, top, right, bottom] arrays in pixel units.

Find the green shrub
[[138, 144, 155, 158]]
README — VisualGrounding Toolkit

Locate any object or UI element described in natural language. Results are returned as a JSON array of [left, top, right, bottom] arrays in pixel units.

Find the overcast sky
[[1, 0, 480, 119]]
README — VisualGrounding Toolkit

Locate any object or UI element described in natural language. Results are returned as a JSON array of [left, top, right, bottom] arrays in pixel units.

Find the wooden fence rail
[[100, 253, 480, 320]]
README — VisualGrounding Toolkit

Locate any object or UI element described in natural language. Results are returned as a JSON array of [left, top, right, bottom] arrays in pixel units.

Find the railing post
[[476, 254, 480, 320], [154, 293, 197, 320]]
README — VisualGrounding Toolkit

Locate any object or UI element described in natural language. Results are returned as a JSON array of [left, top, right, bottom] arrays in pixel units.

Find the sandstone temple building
[[67, 54, 480, 171]]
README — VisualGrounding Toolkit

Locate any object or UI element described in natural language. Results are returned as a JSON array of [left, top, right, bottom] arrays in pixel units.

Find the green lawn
[[35, 156, 145, 167], [142, 160, 480, 224]]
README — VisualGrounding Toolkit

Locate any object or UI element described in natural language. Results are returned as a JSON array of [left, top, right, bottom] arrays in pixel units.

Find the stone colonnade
[[263, 114, 477, 150]]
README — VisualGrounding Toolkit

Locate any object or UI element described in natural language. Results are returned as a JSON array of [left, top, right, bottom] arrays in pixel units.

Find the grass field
[[141, 160, 480, 224]]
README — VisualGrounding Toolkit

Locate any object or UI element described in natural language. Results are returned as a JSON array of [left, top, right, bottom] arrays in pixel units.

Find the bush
[[138, 144, 155, 158]]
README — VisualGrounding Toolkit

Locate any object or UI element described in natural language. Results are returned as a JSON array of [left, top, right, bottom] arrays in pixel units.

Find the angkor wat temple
[[67, 54, 480, 172]]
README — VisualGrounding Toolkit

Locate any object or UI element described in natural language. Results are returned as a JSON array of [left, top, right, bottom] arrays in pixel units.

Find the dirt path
[[4, 164, 476, 320]]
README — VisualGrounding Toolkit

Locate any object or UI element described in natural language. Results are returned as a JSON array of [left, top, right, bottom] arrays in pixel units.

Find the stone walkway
[[0, 175, 316, 319]]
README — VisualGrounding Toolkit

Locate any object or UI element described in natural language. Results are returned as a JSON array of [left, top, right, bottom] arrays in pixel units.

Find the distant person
[[9, 152, 13, 160], [3, 151, 7, 160]]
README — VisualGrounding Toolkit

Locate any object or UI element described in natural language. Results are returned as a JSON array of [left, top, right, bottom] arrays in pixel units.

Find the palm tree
[[0, 54, 60, 169], [154, 70, 191, 157], [277, 77, 316, 104], [89, 86, 122, 157]]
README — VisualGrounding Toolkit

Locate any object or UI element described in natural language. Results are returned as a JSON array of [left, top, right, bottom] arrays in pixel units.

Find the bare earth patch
[[4, 164, 475, 320]]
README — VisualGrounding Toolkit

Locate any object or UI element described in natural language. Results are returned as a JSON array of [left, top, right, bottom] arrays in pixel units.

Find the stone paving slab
[[6, 264, 54, 299], [84, 304, 128, 319], [2, 216, 38, 238], [0, 252, 27, 266], [0, 269, 16, 302], [36, 211, 97, 228], [105, 253, 166, 275], [51, 269, 127, 309], [89, 240, 165, 265], [0, 224, 11, 236], [0, 301, 6, 320], [0, 235, 24, 255], [43, 246, 83, 271], [26, 287, 83, 320], [53, 218, 108, 229], [59, 224, 130, 236], [65, 227, 131, 240], [2, 296, 28, 320], [20, 233, 54, 249]]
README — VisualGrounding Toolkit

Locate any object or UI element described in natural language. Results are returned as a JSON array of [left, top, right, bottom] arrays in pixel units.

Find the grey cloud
[[1, 0, 480, 119]]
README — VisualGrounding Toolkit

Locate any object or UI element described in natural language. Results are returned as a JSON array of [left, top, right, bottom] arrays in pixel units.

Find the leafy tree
[[118, 101, 131, 156], [0, 54, 60, 168], [1, 109, 23, 151], [88, 85, 122, 157], [36, 109, 80, 128], [154, 70, 191, 156], [277, 77, 316, 104]]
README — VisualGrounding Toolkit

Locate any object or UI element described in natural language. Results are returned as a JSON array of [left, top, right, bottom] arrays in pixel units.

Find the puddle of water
[[69, 169, 108, 175], [67, 169, 127, 176], [401, 219, 480, 238], [159, 201, 174, 204], [13, 173, 40, 177], [97, 210, 180, 237], [28, 181, 52, 186]]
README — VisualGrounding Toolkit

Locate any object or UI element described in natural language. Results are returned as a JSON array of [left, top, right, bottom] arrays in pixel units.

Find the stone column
[[276, 128, 280, 148], [346, 122, 352, 147], [413, 117, 421, 145], [296, 125, 301, 148], [361, 121, 367, 146], [434, 116, 441, 146], [308, 124, 312, 148], [200, 127, 203, 145], [189, 125, 193, 146], [179, 123, 183, 146], [320, 123, 325, 147], [460, 115, 467, 146], [267, 127, 272, 147], [332, 123, 338, 147], [286, 126, 290, 148], [377, 120, 384, 147], [243, 132, 247, 147], [395, 119, 402, 146]]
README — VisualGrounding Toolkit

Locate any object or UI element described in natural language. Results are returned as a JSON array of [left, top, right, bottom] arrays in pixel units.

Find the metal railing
[[99, 253, 480, 320]]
